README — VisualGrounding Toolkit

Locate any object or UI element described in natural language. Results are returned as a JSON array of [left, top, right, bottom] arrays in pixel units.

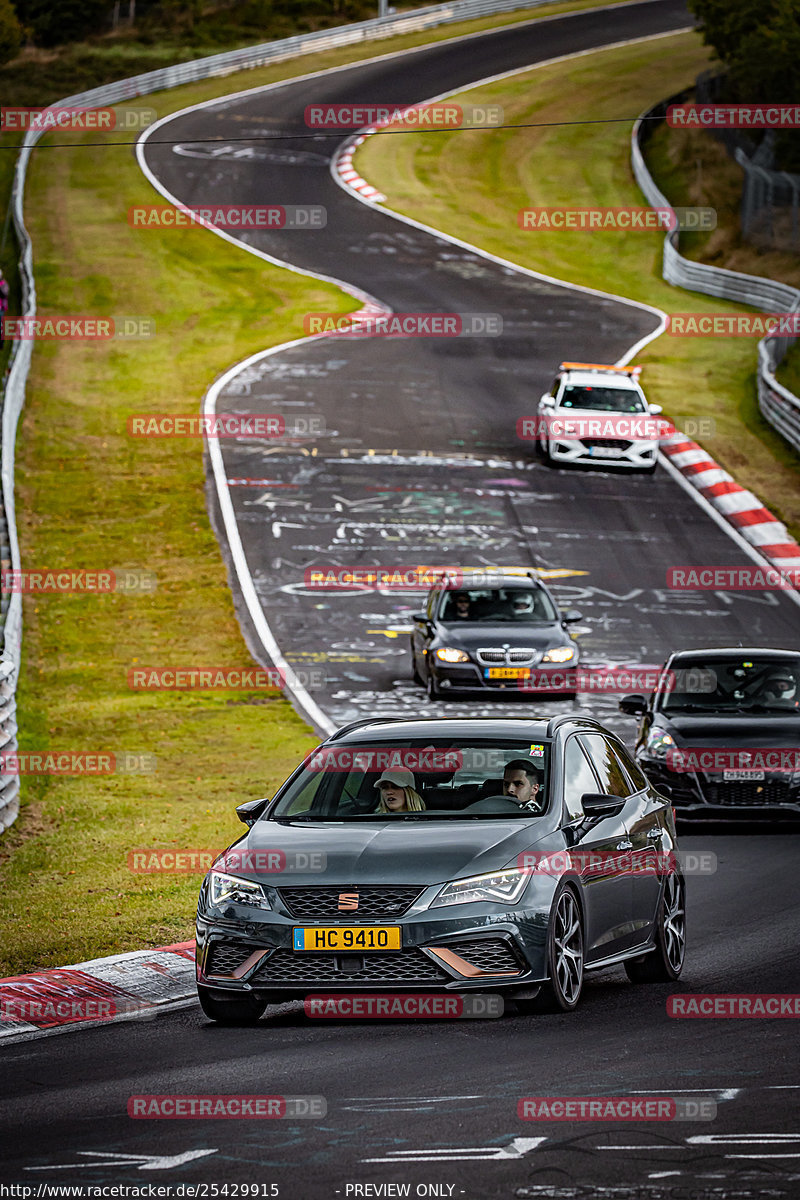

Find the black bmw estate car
[[195, 716, 685, 1024], [410, 570, 583, 699]]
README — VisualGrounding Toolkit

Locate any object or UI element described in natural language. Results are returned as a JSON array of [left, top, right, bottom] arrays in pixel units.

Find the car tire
[[426, 671, 441, 701], [624, 871, 686, 984], [531, 885, 584, 1013], [539, 438, 552, 464], [197, 987, 267, 1025], [411, 646, 423, 685]]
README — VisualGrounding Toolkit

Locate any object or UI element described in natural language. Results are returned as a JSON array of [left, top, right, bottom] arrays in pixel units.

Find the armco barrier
[[0, 0, 555, 833], [632, 93, 800, 456]]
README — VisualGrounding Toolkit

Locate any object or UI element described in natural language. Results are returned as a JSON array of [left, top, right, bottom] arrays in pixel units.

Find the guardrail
[[632, 93, 800, 456], [0, 0, 555, 833]]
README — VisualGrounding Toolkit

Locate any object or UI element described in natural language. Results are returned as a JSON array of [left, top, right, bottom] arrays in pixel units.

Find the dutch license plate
[[486, 667, 531, 680], [588, 446, 625, 459], [293, 926, 401, 952], [723, 770, 765, 782]]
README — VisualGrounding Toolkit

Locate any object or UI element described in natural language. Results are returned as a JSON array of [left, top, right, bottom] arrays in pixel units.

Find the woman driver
[[375, 767, 426, 813]]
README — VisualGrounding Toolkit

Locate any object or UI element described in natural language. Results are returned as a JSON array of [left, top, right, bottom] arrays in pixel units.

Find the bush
[[0, 0, 22, 64]]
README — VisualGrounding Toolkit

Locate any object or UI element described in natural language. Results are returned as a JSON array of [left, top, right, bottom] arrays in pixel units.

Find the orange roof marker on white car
[[558, 361, 642, 377]]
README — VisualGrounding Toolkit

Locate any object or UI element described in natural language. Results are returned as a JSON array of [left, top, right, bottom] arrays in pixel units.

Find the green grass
[[0, 0, 650, 978], [356, 30, 800, 538]]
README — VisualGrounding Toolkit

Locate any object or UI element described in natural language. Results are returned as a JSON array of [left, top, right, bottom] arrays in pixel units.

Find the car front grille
[[277, 886, 424, 920], [580, 438, 632, 451], [702, 779, 798, 807], [476, 647, 539, 666], [206, 941, 264, 977], [443, 938, 525, 974], [251, 949, 450, 986]]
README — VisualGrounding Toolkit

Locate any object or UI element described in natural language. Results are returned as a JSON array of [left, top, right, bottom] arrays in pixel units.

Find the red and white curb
[[0, 941, 196, 1041], [659, 430, 800, 574], [334, 132, 387, 203]]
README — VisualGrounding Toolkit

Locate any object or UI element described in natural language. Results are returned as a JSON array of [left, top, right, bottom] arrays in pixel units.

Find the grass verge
[[356, 30, 800, 537]]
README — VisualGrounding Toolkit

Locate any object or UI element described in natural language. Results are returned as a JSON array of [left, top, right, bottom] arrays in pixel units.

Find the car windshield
[[269, 740, 551, 820], [439, 587, 557, 623], [660, 657, 800, 713], [559, 385, 646, 413]]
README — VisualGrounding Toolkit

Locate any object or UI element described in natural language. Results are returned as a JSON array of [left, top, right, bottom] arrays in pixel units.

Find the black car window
[[563, 736, 600, 821], [580, 735, 631, 798], [609, 739, 649, 793]]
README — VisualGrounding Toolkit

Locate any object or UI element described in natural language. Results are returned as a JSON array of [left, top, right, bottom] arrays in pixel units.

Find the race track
[[4, 3, 799, 1196]]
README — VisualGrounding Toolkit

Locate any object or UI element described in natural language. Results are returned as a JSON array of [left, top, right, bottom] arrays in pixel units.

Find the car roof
[[326, 715, 608, 744], [439, 572, 545, 591], [560, 370, 641, 390], [667, 646, 800, 662]]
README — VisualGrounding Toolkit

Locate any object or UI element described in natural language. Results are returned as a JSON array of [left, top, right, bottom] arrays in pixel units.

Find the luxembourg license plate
[[486, 667, 531, 680], [588, 446, 625, 459], [723, 770, 765, 781], [292, 926, 401, 952]]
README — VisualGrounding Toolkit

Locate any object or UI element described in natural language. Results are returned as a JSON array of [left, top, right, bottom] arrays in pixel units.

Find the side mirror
[[648, 403, 663, 415], [561, 609, 583, 624], [540, 396, 555, 408], [619, 693, 647, 716], [411, 611, 428, 623], [236, 797, 270, 826], [580, 792, 627, 818]]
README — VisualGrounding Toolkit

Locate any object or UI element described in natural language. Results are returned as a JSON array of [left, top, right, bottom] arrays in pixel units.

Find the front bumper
[[195, 893, 552, 997], [431, 661, 577, 694], [639, 756, 800, 820], [548, 438, 658, 470]]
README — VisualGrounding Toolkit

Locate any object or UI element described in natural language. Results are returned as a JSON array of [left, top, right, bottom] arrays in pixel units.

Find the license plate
[[485, 667, 531, 679], [293, 926, 401, 952], [588, 446, 625, 459], [723, 770, 765, 781]]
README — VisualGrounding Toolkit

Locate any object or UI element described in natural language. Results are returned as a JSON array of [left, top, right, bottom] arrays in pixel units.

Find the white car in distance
[[536, 362, 664, 473]]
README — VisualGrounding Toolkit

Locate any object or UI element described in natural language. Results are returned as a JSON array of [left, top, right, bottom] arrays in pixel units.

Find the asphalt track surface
[[4, 3, 799, 1197], [2, 838, 800, 1196], [140, 0, 800, 739]]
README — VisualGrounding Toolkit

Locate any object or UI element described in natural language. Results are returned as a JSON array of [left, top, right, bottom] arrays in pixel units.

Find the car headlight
[[435, 647, 470, 663], [209, 871, 271, 910], [430, 868, 531, 908], [542, 646, 576, 663], [644, 728, 676, 760]]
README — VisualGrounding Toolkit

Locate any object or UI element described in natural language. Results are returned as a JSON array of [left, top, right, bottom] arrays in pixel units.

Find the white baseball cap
[[375, 767, 415, 790]]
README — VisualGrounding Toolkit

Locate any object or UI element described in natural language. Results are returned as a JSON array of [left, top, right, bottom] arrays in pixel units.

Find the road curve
[[138, 0, 798, 742]]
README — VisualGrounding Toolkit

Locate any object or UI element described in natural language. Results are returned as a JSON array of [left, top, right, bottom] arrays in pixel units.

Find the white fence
[[631, 95, 800, 456], [0, 0, 555, 832]]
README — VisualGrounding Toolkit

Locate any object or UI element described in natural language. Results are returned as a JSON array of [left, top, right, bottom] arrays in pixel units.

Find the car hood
[[437, 622, 567, 652], [656, 712, 800, 746], [227, 818, 553, 887]]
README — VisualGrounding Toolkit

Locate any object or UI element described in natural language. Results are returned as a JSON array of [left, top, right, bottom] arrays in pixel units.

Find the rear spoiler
[[558, 361, 642, 378]]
